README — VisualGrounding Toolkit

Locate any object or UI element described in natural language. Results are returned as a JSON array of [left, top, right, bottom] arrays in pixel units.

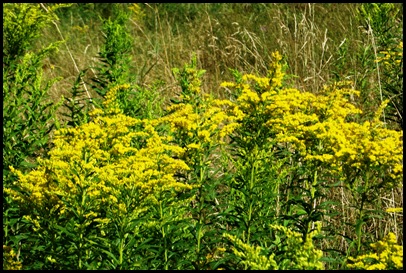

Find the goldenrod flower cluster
[[348, 232, 403, 270], [385, 207, 403, 214], [3, 245, 23, 270], [223, 233, 279, 270], [128, 3, 145, 22], [159, 55, 244, 175], [5, 85, 193, 228], [159, 61, 244, 164], [376, 41, 403, 67], [158, 98, 242, 149], [224, 222, 324, 270], [221, 52, 403, 186], [269, 223, 324, 270], [267, 51, 284, 90]]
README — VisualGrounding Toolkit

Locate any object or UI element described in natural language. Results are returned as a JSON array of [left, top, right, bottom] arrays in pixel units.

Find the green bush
[[3, 3, 70, 178], [3, 3, 69, 269]]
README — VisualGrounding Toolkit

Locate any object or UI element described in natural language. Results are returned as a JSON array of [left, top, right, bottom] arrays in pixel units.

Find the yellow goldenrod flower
[[385, 207, 403, 213], [348, 232, 403, 270]]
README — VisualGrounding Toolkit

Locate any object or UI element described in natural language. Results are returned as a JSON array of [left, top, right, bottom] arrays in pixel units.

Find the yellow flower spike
[[197, 129, 211, 143], [89, 108, 104, 117], [186, 143, 202, 150], [220, 81, 237, 88], [268, 50, 284, 89], [242, 74, 270, 90], [118, 203, 127, 214], [372, 99, 390, 124], [223, 233, 279, 270], [348, 232, 403, 270], [385, 207, 403, 213], [237, 84, 261, 106], [3, 245, 23, 270]]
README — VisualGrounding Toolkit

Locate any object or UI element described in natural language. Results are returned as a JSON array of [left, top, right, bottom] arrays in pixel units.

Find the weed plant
[[3, 3, 403, 270]]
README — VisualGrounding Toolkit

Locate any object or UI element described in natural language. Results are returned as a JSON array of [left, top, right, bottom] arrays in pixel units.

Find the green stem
[[356, 200, 364, 253], [119, 238, 124, 268], [4, 205, 9, 241], [306, 169, 318, 242], [78, 231, 83, 269], [195, 159, 206, 268], [357, 189, 368, 253], [78, 190, 87, 269], [160, 201, 168, 270], [356, 173, 369, 253], [246, 159, 256, 245]]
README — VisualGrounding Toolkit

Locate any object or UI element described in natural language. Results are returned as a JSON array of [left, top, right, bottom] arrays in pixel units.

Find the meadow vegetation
[[3, 3, 403, 270]]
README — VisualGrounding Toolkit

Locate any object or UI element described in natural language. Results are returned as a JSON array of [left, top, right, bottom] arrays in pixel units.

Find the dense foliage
[[3, 3, 403, 270]]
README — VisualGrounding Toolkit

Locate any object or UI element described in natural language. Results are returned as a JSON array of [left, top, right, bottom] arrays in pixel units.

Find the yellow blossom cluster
[[269, 223, 324, 270], [223, 233, 278, 270], [153, 89, 243, 157], [155, 98, 243, 152], [267, 51, 284, 90], [385, 207, 403, 213], [221, 75, 276, 113], [223, 222, 324, 270], [219, 51, 283, 116], [300, 104, 402, 180], [3, 245, 23, 270], [5, 86, 193, 225], [163, 56, 244, 157], [102, 84, 131, 115], [376, 41, 403, 67], [348, 232, 403, 270], [221, 52, 403, 185]]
